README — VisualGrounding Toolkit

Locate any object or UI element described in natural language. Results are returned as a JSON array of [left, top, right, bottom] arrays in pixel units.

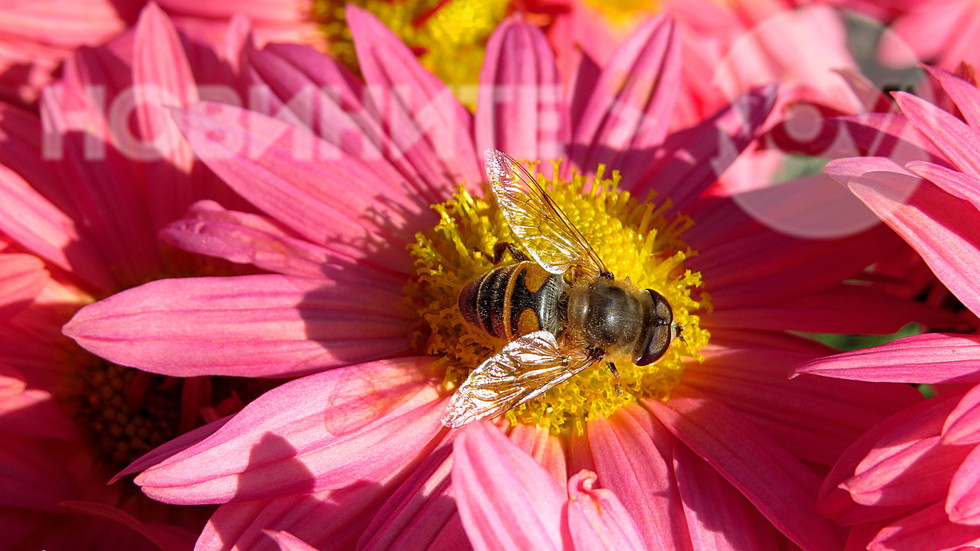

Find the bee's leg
[[606, 362, 623, 395], [492, 242, 529, 264]]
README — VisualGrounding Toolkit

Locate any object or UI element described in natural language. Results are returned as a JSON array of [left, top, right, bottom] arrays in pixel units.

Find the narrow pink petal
[[586, 408, 689, 549], [817, 390, 963, 524], [358, 435, 466, 550], [948, 444, 980, 525], [707, 284, 960, 335], [64, 274, 413, 378], [871, 502, 980, 551], [566, 470, 646, 551], [834, 113, 943, 163], [58, 501, 195, 551], [923, 66, 980, 129], [132, 3, 199, 229], [0, 164, 111, 290], [135, 357, 445, 504], [345, 6, 482, 190], [113, 416, 230, 482], [571, 15, 680, 177], [0, 254, 46, 318], [507, 422, 568, 492], [169, 101, 434, 274], [646, 387, 841, 551], [894, 91, 980, 176], [795, 333, 980, 384], [906, 160, 980, 210], [452, 421, 565, 551], [944, 383, 980, 444], [673, 444, 781, 551], [843, 164, 980, 316], [476, 18, 567, 163], [686, 343, 923, 466], [633, 85, 775, 206], [162, 200, 409, 283], [843, 435, 969, 507], [244, 42, 447, 205], [264, 530, 319, 551]]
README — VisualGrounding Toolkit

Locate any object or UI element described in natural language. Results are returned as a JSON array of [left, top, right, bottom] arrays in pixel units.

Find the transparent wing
[[441, 331, 598, 428], [484, 149, 608, 277]]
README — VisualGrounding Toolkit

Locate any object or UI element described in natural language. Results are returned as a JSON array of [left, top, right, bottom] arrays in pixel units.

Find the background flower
[[794, 66, 980, 550]]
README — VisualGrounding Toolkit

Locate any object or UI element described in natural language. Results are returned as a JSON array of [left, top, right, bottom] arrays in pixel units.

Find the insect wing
[[483, 149, 608, 277], [441, 331, 598, 428]]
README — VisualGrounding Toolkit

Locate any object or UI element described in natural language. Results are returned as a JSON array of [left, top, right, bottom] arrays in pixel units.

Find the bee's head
[[636, 289, 682, 366]]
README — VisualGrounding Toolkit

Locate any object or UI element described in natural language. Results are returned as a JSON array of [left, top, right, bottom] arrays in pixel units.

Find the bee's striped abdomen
[[458, 262, 565, 340]]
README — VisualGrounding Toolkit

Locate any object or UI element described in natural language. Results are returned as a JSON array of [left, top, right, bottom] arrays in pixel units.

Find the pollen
[[404, 162, 709, 434]]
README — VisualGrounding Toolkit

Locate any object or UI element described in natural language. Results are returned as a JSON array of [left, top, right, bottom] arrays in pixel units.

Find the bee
[[441, 149, 683, 428]]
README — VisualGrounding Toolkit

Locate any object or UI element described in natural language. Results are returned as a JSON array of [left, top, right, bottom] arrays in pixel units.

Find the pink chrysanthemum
[[63, 8, 955, 550], [0, 5, 264, 549], [794, 66, 980, 550]]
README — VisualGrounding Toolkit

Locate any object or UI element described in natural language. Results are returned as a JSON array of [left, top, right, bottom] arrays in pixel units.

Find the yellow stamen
[[405, 162, 709, 433]]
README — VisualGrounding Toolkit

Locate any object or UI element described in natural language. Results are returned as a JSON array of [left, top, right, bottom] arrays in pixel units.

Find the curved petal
[[794, 333, 980, 384], [168, 101, 435, 274], [265, 531, 319, 551], [566, 470, 646, 551], [923, 66, 980, 129], [63, 274, 413, 377], [570, 15, 680, 177], [871, 501, 980, 551], [476, 18, 567, 163], [947, 444, 980, 525], [346, 6, 482, 191], [646, 387, 841, 551], [135, 357, 445, 504], [943, 383, 980, 445], [452, 421, 565, 551], [894, 91, 980, 176], [586, 408, 690, 551], [0, 254, 47, 318]]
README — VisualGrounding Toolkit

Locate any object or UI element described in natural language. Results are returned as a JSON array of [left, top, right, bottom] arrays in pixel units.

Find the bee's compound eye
[[636, 290, 675, 366]]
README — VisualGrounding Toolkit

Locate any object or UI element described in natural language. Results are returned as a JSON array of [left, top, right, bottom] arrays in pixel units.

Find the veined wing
[[441, 331, 598, 428], [483, 149, 609, 278]]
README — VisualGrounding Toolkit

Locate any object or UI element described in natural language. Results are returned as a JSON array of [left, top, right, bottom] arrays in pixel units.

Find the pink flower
[[64, 8, 953, 550], [0, 5, 263, 549], [794, 66, 980, 550]]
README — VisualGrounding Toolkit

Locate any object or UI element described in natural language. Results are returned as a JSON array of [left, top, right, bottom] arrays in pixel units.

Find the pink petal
[[345, 6, 482, 191], [706, 284, 960, 335], [833, 112, 943, 163], [646, 387, 841, 551], [634, 85, 775, 207], [132, 3, 199, 228], [686, 342, 923, 467], [923, 66, 980, 129], [452, 421, 565, 551], [358, 435, 466, 550], [0, 254, 46, 318], [871, 501, 980, 551], [0, 164, 111, 290], [264, 531, 319, 551], [64, 274, 413, 377], [894, 91, 980, 176], [839, 161, 980, 316], [794, 333, 980, 384], [135, 357, 445, 504], [244, 42, 447, 205], [673, 444, 781, 551], [168, 101, 434, 274], [944, 383, 980, 445], [843, 435, 969, 507], [566, 470, 646, 551], [113, 415, 230, 482], [571, 15, 680, 177], [162, 200, 409, 283], [906, 160, 980, 211], [476, 18, 567, 163], [948, 444, 980, 525]]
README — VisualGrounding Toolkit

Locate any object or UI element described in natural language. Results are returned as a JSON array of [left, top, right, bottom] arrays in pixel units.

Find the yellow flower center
[[405, 162, 709, 433], [314, 0, 510, 107]]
